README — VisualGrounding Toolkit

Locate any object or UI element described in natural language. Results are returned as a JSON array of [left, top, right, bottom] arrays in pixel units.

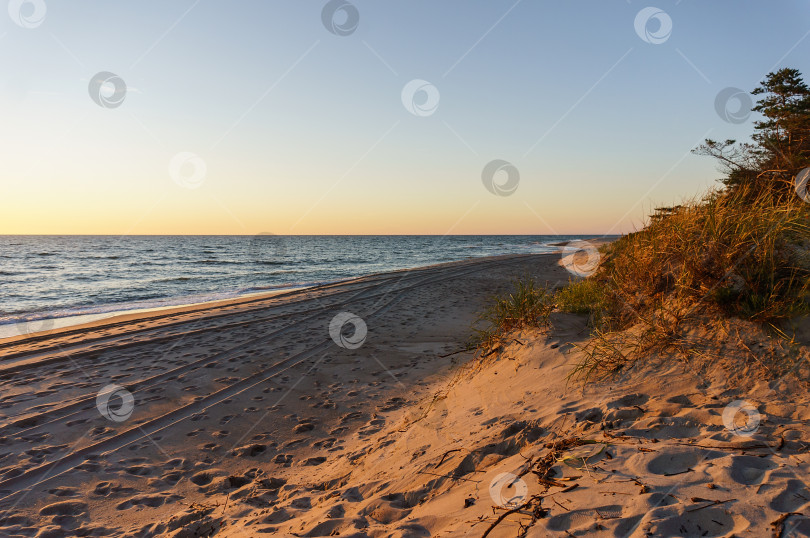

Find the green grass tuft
[[473, 278, 554, 353]]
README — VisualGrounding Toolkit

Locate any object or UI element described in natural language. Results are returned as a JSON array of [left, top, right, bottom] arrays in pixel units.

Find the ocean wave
[[152, 277, 195, 283], [196, 259, 244, 265], [2, 236, 590, 327]]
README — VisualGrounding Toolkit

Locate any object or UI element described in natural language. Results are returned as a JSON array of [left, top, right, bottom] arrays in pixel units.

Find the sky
[[1, 1, 809, 235]]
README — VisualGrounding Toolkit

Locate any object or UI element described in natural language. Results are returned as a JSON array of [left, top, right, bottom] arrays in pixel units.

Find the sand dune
[[1, 252, 808, 537], [194, 317, 810, 537]]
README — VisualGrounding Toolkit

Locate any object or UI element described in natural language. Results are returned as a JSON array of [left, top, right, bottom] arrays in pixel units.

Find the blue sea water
[[0, 235, 609, 331]]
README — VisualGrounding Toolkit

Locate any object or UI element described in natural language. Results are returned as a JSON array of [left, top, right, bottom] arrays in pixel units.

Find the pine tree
[[694, 68, 810, 197]]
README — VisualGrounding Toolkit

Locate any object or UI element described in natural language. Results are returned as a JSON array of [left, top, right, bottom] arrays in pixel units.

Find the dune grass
[[562, 185, 810, 381], [555, 278, 611, 326], [602, 186, 809, 322], [474, 184, 810, 382], [472, 278, 554, 354], [473, 185, 809, 380]]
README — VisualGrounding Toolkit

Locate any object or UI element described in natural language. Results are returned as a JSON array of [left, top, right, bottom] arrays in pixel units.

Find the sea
[[0, 235, 611, 338]]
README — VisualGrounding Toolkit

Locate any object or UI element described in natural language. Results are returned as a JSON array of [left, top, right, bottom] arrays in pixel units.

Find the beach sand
[[1, 251, 808, 537]]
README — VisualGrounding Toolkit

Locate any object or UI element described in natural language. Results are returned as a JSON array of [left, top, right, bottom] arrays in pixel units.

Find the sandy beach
[[0, 252, 567, 537], [0, 250, 808, 537], [5, 2, 810, 536]]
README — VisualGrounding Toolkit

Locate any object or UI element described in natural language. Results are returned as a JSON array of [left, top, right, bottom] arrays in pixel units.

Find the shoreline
[[0, 240, 608, 342]]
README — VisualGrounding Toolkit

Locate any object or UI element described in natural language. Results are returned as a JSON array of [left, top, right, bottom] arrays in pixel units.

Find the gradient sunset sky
[[2, 1, 809, 235]]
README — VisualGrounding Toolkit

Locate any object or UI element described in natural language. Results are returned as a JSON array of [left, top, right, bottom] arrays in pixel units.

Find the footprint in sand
[[93, 482, 135, 496], [189, 469, 225, 487], [574, 407, 604, 423], [545, 505, 623, 533], [607, 393, 649, 408], [341, 486, 363, 502], [625, 416, 702, 439], [260, 507, 292, 524], [39, 500, 88, 517], [293, 421, 315, 433], [648, 506, 748, 537], [728, 455, 777, 485], [116, 493, 183, 510], [47, 487, 79, 498], [770, 478, 810, 512], [203, 474, 253, 494], [312, 437, 337, 449], [124, 464, 153, 476], [358, 418, 385, 437], [645, 448, 719, 476], [340, 411, 364, 424], [232, 444, 268, 458], [160, 470, 184, 485], [377, 397, 407, 412], [360, 493, 413, 525]]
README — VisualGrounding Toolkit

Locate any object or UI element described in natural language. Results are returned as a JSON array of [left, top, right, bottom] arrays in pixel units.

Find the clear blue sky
[[2, 1, 809, 234]]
